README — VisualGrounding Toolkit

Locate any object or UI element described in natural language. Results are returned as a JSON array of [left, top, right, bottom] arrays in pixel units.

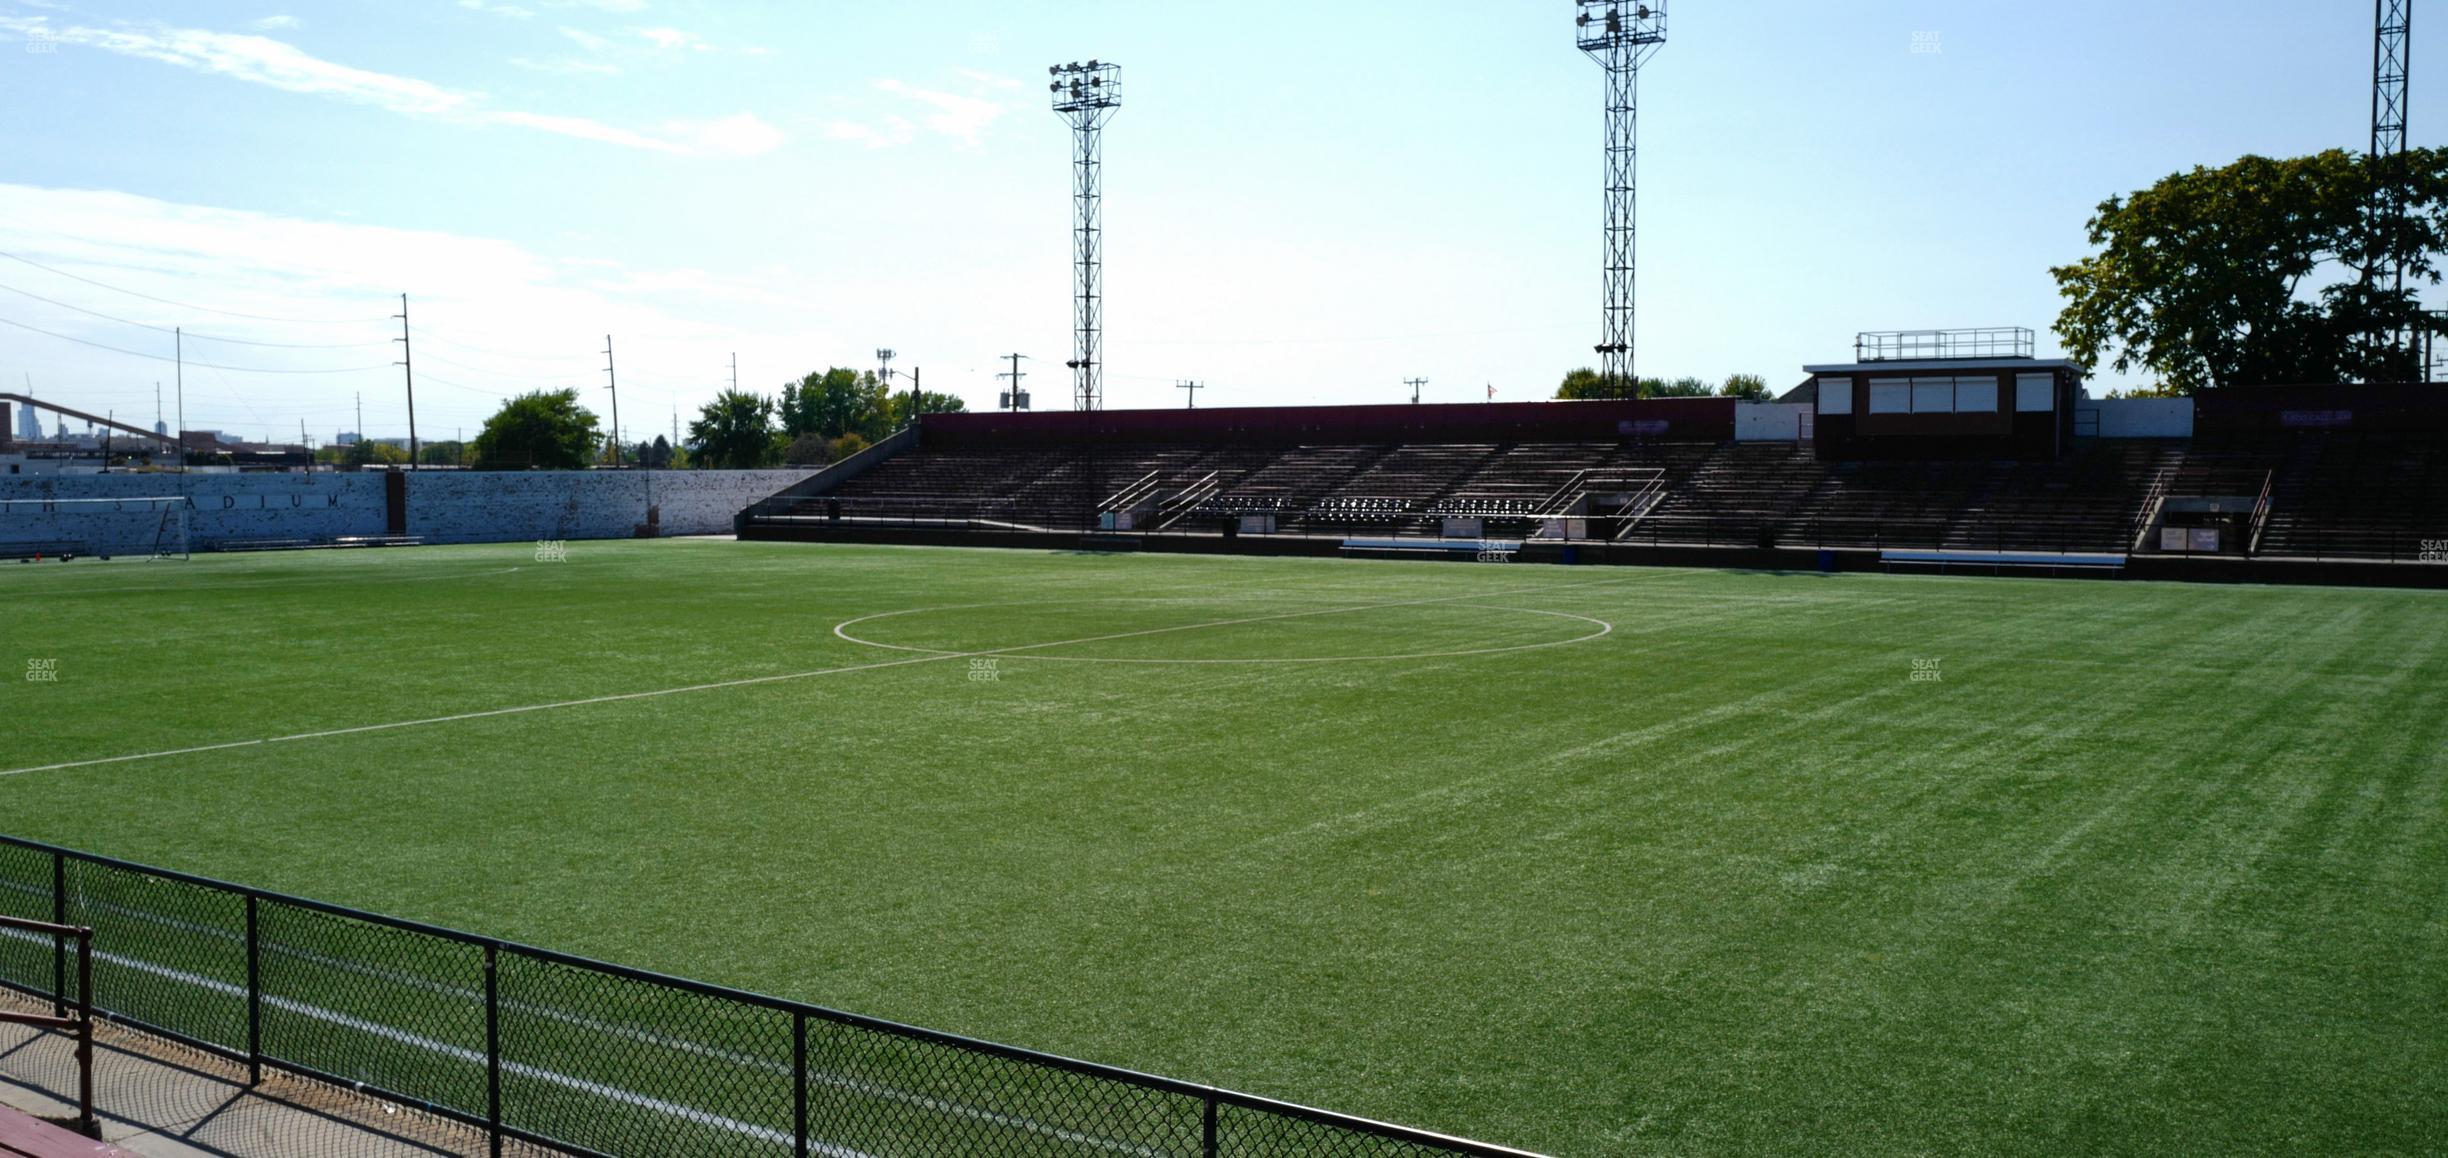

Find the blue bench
[[1881, 549, 2125, 573], [1341, 538, 1522, 557]]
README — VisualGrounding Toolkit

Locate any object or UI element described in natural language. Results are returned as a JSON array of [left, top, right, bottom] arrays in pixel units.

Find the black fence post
[[794, 1011, 810, 1158], [1202, 1091, 1219, 1157], [245, 894, 262, 1086], [484, 943, 502, 1158], [50, 852, 65, 1017], [73, 931, 94, 1138]]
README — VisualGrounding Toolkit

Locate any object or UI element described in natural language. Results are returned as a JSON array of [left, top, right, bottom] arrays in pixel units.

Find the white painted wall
[[1736, 403, 1812, 441], [0, 470, 815, 556], [2076, 397, 2194, 438]]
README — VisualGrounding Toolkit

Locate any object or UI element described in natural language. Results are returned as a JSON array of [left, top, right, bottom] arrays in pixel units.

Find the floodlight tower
[[2371, 0, 2414, 369], [1576, 1, 1667, 389], [1050, 60, 1122, 411]]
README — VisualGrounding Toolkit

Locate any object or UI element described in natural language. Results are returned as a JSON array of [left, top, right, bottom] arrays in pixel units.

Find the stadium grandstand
[[741, 334, 2448, 587]]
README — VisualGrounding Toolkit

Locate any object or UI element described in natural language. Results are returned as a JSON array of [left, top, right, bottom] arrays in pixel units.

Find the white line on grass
[[1, 572, 1650, 779]]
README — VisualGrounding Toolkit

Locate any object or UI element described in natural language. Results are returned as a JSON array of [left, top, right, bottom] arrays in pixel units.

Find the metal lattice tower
[[1577, 1, 1667, 389], [1051, 61, 1122, 411], [2373, 0, 2415, 367]]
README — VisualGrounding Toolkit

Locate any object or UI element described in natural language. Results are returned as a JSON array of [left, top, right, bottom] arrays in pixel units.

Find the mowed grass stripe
[[1, 541, 2442, 1155]]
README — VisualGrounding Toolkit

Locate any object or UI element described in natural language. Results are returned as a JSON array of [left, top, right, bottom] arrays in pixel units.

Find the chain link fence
[[0, 836, 1543, 1157]]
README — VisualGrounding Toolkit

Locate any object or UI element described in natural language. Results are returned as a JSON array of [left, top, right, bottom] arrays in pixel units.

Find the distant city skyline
[[0, 1, 2433, 443]]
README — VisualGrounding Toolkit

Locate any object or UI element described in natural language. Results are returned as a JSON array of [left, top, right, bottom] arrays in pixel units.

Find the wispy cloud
[[508, 55, 620, 76], [822, 116, 915, 151], [0, 15, 778, 157], [456, 0, 533, 18], [671, 112, 784, 157], [249, 15, 300, 31], [874, 79, 1005, 147], [635, 26, 710, 52], [557, 25, 611, 52], [0, 182, 827, 435]]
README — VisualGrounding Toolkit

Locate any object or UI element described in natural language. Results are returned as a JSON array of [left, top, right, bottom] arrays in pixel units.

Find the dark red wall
[[2193, 383, 2448, 434], [921, 398, 1736, 449]]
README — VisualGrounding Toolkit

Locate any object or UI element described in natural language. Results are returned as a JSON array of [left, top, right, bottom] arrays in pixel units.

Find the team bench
[[1880, 549, 2126, 576], [1340, 538, 1521, 559]]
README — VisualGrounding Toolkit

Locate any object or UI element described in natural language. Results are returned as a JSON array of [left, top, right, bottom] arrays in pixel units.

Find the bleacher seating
[[2256, 432, 2448, 559], [746, 423, 2448, 569]]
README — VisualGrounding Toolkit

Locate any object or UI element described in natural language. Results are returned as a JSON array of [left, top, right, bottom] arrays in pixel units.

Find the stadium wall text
[[0, 470, 817, 556]]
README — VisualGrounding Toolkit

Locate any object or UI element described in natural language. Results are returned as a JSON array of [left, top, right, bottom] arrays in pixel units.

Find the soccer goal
[[0, 494, 193, 561]]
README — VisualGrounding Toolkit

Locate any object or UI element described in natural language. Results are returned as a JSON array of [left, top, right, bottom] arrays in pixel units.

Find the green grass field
[[2, 540, 2443, 1155]]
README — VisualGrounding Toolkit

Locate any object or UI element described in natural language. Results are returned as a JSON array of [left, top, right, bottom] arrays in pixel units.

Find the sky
[[0, 0, 2433, 446]]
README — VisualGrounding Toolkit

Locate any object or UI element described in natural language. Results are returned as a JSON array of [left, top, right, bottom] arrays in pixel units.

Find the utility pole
[[394, 294, 419, 469], [1176, 379, 1204, 410], [603, 335, 621, 468], [174, 328, 184, 482], [1405, 377, 1429, 405], [998, 353, 1030, 412], [355, 392, 362, 446], [729, 352, 739, 394]]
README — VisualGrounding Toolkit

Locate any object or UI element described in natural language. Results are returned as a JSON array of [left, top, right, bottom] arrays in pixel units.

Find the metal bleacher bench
[[1341, 538, 1521, 558], [1880, 549, 2126, 574]]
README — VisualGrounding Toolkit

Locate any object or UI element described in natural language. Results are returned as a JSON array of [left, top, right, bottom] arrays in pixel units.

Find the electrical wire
[[0, 278, 391, 349], [0, 312, 393, 374], [0, 248, 384, 325], [410, 326, 595, 363]]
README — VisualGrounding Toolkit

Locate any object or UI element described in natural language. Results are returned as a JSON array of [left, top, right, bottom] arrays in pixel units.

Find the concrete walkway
[[0, 996, 547, 1158]]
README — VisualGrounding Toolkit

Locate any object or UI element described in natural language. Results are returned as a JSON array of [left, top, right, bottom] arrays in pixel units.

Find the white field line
[[0, 922, 1173, 1158], [836, 602, 1611, 664], [3, 573, 1648, 779]]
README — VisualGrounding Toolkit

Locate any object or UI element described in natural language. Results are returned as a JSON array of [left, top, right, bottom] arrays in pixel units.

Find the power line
[[0, 247, 382, 325], [408, 326, 596, 364], [0, 311, 394, 374], [0, 278, 391, 349]]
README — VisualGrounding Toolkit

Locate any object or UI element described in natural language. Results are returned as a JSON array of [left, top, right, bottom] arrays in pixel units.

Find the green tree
[[689, 389, 777, 469], [2052, 148, 2448, 393], [1556, 367, 1635, 400], [887, 389, 968, 429], [1643, 376, 1717, 398], [779, 368, 892, 439], [830, 432, 871, 459], [782, 432, 833, 466], [347, 439, 408, 467], [639, 435, 674, 469], [471, 389, 601, 471], [1720, 374, 1773, 402]]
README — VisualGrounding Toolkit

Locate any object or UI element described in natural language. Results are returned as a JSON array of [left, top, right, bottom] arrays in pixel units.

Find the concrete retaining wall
[[0, 470, 813, 556]]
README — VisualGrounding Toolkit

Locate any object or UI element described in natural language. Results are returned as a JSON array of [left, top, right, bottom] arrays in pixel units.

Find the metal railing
[[0, 913, 93, 1137], [0, 835, 1541, 1158], [1854, 328, 2036, 362]]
